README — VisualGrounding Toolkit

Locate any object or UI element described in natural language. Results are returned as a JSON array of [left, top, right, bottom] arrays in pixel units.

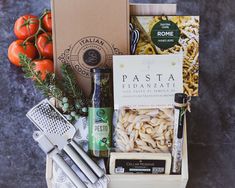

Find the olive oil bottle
[[88, 68, 113, 158]]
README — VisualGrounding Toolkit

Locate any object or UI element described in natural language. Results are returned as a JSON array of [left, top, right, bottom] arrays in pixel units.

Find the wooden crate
[[46, 3, 189, 188], [46, 122, 188, 188], [107, 124, 188, 188]]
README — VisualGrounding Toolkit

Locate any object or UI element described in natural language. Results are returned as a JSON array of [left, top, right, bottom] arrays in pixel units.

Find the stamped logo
[[69, 36, 114, 78], [151, 20, 180, 50]]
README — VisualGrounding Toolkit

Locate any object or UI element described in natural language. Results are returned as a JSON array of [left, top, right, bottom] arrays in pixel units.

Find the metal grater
[[27, 99, 75, 141], [27, 99, 105, 186]]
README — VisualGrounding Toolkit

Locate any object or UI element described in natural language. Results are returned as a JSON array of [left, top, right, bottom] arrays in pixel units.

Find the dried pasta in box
[[113, 108, 174, 153]]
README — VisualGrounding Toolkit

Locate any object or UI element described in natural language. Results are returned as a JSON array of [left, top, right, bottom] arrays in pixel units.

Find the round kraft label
[[151, 20, 180, 50], [70, 36, 114, 78]]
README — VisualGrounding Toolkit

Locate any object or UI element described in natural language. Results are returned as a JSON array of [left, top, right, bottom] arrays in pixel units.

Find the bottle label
[[88, 107, 113, 151]]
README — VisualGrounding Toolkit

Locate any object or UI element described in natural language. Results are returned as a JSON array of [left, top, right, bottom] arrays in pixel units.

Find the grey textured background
[[0, 0, 235, 187]]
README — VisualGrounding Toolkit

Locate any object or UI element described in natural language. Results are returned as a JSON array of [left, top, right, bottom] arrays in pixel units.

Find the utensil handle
[[64, 144, 98, 184], [52, 153, 87, 188], [70, 140, 105, 178]]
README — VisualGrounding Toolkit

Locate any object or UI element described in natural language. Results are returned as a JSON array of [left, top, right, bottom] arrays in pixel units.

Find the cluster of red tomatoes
[[8, 11, 54, 80]]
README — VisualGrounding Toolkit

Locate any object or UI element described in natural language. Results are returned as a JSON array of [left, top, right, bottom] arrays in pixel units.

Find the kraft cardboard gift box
[[51, 0, 130, 96]]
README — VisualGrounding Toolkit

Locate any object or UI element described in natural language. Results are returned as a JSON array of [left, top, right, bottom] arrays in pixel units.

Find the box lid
[[51, 0, 129, 96]]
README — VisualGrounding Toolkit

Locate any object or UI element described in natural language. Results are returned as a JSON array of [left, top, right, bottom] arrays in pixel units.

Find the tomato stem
[[23, 10, 51, 59]]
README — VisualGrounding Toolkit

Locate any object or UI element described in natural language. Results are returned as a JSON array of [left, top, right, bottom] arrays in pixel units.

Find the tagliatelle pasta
[[131, 16, 200, 96], [114, 108, 174, 153]]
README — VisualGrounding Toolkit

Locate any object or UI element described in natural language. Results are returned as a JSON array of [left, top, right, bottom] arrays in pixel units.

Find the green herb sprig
[[60, 63, 88, 118], [19, 54, 87, 123]]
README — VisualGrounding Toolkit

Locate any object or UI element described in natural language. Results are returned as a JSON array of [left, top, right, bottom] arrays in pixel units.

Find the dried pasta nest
[[114, 108, 174, 153]]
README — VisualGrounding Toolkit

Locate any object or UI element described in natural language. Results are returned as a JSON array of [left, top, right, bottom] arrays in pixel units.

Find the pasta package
[[131, 16, 200, 96], [112, 54, 183, 153]]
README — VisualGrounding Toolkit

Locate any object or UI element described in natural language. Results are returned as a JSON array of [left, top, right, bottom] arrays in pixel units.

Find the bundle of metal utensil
[[27, 99, 108, 188]]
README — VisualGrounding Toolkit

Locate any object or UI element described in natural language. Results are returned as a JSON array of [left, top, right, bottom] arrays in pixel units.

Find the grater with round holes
[[26, 99, 105, 185]]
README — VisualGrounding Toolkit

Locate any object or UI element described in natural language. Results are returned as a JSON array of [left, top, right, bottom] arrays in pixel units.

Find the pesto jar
[[88, 68, 113, 158]]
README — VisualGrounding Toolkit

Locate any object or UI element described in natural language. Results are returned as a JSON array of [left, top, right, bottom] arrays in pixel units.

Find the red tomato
[[33, 59, 54, 80], [14, 15, 39, 40], [42, 11, 52, 32], [36, 32, 53, 59], [8, 40, 37, 66]]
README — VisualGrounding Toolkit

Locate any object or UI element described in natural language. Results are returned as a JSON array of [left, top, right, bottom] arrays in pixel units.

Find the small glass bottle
[[88, 68, 113, 158], [172, 93, 188, 174]]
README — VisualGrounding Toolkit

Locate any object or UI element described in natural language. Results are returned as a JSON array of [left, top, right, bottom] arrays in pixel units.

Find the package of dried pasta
[[112, 54, 184, 153], [113, 107, 174, 153], [130, 16, 200, 96]]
